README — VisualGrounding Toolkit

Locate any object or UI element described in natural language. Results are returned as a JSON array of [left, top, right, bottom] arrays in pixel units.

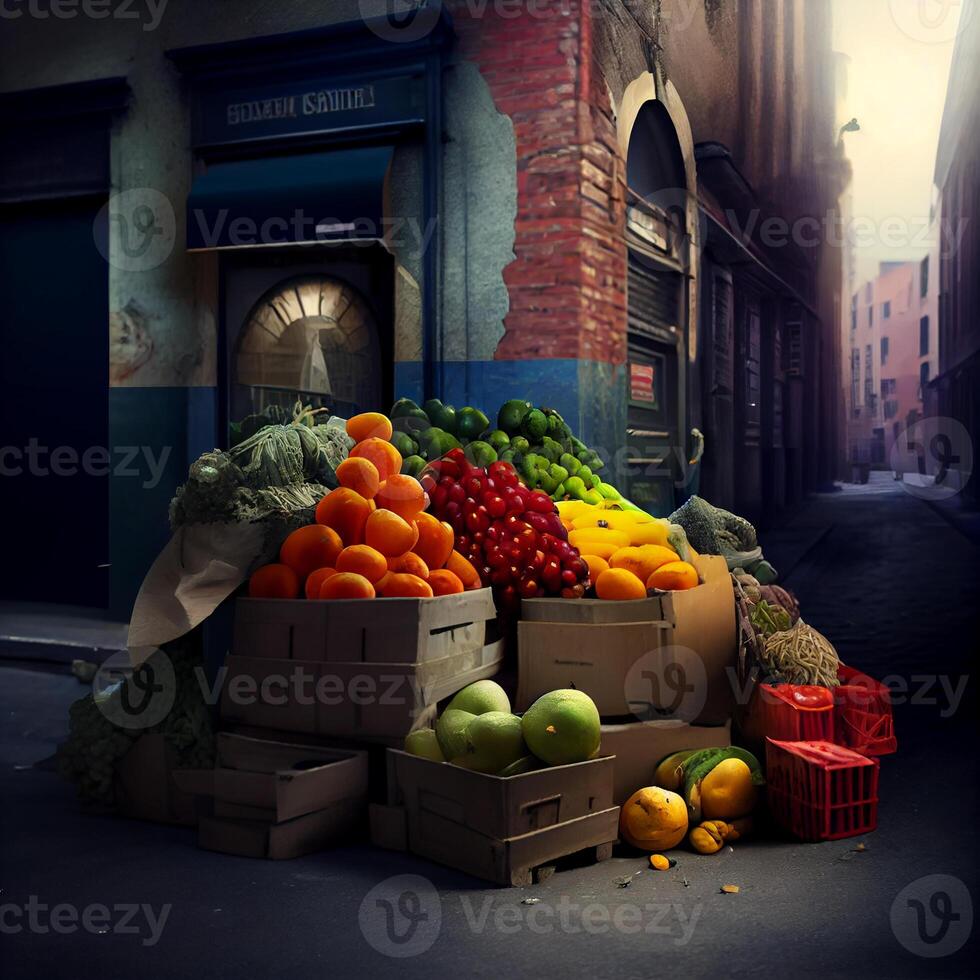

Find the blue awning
[[186, 145, 392, 250]]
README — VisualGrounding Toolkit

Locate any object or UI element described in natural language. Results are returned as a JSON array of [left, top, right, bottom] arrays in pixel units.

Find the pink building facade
[[844, 250, 939, 470]]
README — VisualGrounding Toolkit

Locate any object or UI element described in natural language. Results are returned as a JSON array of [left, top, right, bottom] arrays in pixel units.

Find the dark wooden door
[[0, 197, 109, 606]]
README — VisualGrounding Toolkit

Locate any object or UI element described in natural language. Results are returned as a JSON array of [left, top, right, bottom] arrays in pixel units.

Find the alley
[[1, 477, 976, 980]]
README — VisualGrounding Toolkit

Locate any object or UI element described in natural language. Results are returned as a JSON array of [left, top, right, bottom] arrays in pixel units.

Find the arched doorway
[[234, 274, 382, 423], [620, 78, 698, 515]]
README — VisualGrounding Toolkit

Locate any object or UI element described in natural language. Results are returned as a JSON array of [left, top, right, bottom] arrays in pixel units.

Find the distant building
[[931, 0, 980, 502], [844, 254, 938, 471]]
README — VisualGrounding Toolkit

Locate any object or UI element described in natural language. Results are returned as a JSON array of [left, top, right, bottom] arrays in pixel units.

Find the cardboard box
[[516, 555, 736, 725], [219, 639, 504, 740], [177, 732, 369, 860], [383, 749, 620, 886], [210, 733, 368, 823], [599, 719, 733, 803], [233, 588, 496, 663], [197, 798, 363, 860], [115, 734, 204, 826]]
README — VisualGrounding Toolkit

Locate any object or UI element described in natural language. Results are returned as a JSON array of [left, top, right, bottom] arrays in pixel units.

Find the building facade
[[843, 256, 939, 470], [0, 0, 845, 617], [931, 0, 980, 503]]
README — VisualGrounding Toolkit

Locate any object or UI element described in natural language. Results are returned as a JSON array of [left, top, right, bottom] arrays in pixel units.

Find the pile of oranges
[[248, 412, 482, 601]]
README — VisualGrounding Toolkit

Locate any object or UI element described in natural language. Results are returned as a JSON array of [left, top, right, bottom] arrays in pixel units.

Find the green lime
[[391, 397, 423, 419], [487, 429, 511, 452], [464, 441, 498, 468], [457, 406, 490, 441], [521, 409, 548, 443], [510, 435, 530, 455], [429, 403, 458, 435], [401, 454, 427, 477], [497, 399, 532, 435], [390, 431, 418, 458], [418, 427, 461, 459]]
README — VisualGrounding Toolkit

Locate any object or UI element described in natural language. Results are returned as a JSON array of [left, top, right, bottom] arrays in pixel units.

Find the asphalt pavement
[[1, 474, 978, 979]]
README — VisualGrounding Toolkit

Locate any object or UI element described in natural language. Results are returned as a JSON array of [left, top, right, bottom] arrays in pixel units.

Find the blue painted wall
[[108, 386, 217, 621]]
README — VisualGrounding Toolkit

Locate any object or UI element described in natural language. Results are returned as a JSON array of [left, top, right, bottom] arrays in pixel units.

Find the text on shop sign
[[226, 86, 376, 126]]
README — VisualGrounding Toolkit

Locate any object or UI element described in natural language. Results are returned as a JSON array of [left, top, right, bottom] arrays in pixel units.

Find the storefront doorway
[[221, 246, 393, 440]]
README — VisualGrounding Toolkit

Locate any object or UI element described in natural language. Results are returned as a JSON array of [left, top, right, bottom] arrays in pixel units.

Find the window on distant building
[[882, 300, 891, 319], [881, 337, 889, 364], [920, 316, 929, 355], [864, 282, 872, 302], [850, 348, 860, 409], [864, 344, 875, 410], [851, 307, 857, 332], [920, 362, 929, 388], [867, 306, 873, 326], [920, 256, 929, 297], [880, 379, 897, 396]]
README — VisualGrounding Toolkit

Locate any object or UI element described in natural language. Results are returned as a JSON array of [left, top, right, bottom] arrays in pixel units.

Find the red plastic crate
[[754, 684, 835, 742], [766, 738, 879, 841], [834, 665, 897, 756]]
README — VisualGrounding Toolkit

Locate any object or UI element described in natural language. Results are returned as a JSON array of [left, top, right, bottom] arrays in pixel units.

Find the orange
[[619, 787, 688, 851], [364, 508, 419, 557], [350, 437, 402, 482], [335, 545, 389, 584], [646, 560, 699, 592], [319, 572, 375, 599], [374, 473, 426, 520], [346, 412, 393, 444], [336, 457, 381, 500], [304, 567, 337, 599], [609, 544, 679, 583], [378, 573, 433, 598], [595, 567, 647, 600], [314, 487, 371, 546], [248, 563, 300, 599], [413, 513, 454, 570], [387, 552, 430, 579], [427, 569, 464, 596], [280, 524, 344, 579], [580, 554, 610, 581], [445, 550, 482, 591]]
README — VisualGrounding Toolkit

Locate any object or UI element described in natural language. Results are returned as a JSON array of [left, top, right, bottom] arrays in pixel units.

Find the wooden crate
[[375, 749, 620, 886], [219, 639, 505, 740], [233, 588, 496, 663]]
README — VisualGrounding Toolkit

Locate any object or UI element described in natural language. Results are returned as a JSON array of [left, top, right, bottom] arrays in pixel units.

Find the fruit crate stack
[[513, 554, 738, 802]]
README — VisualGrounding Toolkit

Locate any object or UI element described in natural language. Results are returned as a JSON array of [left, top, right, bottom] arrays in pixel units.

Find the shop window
[[236, 275, 380, 418], [919, 316, 929, 355]]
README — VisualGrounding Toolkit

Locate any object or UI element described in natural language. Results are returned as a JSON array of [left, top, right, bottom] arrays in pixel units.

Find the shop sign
[[196, 74, 424, 148]]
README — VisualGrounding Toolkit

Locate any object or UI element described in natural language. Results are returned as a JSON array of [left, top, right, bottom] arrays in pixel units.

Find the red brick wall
[[451, 0, 627, 364]]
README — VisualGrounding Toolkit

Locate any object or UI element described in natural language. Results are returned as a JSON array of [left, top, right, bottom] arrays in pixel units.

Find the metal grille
[[628, 256, 680, 339]]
